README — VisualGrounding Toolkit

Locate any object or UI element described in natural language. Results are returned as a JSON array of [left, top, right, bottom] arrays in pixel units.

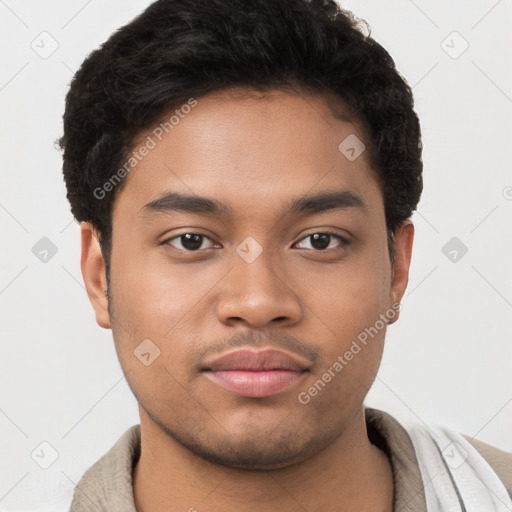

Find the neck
[[133, 407, 394, 512]]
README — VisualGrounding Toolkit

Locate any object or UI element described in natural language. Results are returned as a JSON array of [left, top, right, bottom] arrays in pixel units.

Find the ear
[[388, 219, 414, 324], [80, 222, 111, 329]]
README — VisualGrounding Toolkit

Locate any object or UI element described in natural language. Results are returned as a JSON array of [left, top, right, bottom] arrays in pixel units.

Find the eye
[[163, 233, 218, 251], [294, 231, 349, 251]]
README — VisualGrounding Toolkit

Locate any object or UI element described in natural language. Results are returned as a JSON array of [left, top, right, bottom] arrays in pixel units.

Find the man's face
[[83, 88, 412, 469]]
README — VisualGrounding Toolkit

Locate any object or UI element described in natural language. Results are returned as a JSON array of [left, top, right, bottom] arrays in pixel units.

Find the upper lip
[[202, 348, 311, 372]]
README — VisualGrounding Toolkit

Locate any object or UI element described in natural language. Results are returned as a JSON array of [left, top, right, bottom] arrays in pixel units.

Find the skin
[[81, 87, 414, 512]]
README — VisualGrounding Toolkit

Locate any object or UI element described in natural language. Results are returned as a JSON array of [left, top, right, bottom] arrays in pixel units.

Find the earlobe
[[80, 222, 111, 329], [388, 220, 414, 324]]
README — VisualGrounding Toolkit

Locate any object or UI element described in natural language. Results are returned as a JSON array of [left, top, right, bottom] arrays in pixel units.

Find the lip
[[202, 348, 310, 398]]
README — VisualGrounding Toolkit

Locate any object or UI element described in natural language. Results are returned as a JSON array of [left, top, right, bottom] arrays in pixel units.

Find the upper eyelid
[[164, 232, 217, 248], [294, 231, 349, 247]]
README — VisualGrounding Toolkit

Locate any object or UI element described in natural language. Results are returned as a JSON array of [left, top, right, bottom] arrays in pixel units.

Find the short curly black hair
[[59, 0, 422, 281]]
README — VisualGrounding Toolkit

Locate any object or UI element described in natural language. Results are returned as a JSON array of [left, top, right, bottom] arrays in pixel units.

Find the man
[[59, 0, 512, 510]]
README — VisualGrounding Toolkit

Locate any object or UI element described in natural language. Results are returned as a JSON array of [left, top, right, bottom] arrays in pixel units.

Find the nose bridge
[[216, 240, 302, 327], [237, 245, 282, 293]]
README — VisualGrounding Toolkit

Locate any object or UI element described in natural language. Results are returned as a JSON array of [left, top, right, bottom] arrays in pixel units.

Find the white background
[[1, 0, 511, 510]]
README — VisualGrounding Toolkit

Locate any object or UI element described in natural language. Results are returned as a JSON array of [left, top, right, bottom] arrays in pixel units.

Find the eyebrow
[[139, 189, 365, 219]]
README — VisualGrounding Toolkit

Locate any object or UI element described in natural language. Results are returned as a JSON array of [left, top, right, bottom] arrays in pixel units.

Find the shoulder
[[463, 434, 512, 498], [69, 425, 141, 511]]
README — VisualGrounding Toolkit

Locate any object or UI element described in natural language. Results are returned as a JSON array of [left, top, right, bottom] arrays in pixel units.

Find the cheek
[[108, 250, 231, 383], [110, 247, 217, 336], [300, 250, 391, 330], [108, 254, 200, 408], [295, 268, 390, 413], [295, 248, 391, 378]]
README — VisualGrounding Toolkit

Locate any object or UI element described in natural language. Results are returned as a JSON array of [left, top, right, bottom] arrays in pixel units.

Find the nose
[[216, 249, 303, 329]]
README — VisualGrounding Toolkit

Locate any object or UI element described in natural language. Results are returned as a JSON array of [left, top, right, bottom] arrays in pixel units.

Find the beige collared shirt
[[69, 408, 512, 511]]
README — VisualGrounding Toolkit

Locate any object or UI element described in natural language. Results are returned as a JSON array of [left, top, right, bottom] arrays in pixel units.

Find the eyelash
[[161, 230, 350, 252]]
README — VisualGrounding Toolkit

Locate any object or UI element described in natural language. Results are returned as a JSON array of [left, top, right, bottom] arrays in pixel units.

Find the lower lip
[[204, 370, 306, 397]]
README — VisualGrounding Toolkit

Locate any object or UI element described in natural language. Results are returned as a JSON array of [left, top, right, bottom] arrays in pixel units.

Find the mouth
[[201, 348, 310, 398]]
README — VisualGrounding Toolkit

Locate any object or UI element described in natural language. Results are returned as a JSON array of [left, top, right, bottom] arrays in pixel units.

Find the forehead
[[112, 88, 382, 223]]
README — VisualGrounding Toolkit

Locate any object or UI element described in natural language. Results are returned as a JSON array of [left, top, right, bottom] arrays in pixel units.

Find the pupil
[[182, 234, 203, 250], [311, 233, 330, 250]]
